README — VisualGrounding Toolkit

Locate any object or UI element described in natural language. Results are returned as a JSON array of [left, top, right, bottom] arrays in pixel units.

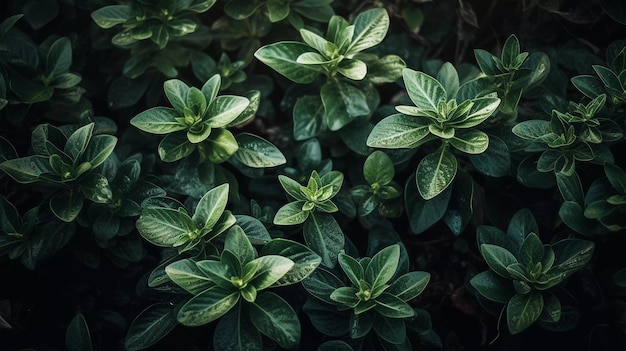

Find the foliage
[[1, 1, 625, 351]]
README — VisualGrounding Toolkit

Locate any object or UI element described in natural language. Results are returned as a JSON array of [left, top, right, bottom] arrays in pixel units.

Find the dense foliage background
[[1, 1, 625, 350]]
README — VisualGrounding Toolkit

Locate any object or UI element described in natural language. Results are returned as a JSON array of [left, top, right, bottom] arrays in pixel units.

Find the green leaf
[[204, 128, 239, 163], [299, 28, 337, 57], [470, 270, 513, 304], [224, 225, 255, 265], [373, 315, 406, 344], [507, 208, 538, 255], [136, 208, 193, 247], [338, 253, 364, 287], [437, 62, 460, 99], [480, 244, 518, 278], [260, 239, 322, 286], [593, 65, 623, 91], [571, 75, 605, 99], [82, 135, 117, 168], [233, 133, 286, 168], [347, 8, 390, 55], [125, 303, 178, 351], [374, 292, 414, 318], [206, 96, 249, 128], [250, 292, 301, 349], [474, 49, 499, 76], [388, 271, 430, 302], [303, 212, 344, 268], [201, 74, 221, 105], [365, 244, 399, 290], [605, 163, 626, 193], [267, 0, 290, 22], [91, 5, 130, 29], [248, 255, 294, 290], [302, 267, 345, 304], [416, 146, 457, 200], [254, 42, 320, 84], [165, 258, 213, 294], [0, 155, 50, 183], [213, 304, 262, 351], [366, 113, 431, 148], [449, 129, 489, 154], [405, 178, 452, 234], [81, 173, 113, 204], [163, 79, 190, 113], [338, 59, 367, 80], [293, 95, 325, 140], [468, 135, 511, 177], [330, 286, 360, 307], [318, 340, 354, 351], [46, 37, 72, 77], [50, 190, 83, 222], [349, 310, 374, 336], [158, 133, 195, 162], [278, 175, 305, 200], [507, 292, 544, 334], [454, 97, 500, 128], [403, 68, 446, 112], [66, 313, 92, 351], [366, 54, 406, 84], [177, 286, 239, 326], [193, 183, 229, 230], [501, 35, 521, 67], [551, 239, 594, 274], [274, 201, 309, 225], [364, 151, 394, 185], [519, 233, 544, 268], [196, 260, 234, 289], [321, 80, 370, 131]]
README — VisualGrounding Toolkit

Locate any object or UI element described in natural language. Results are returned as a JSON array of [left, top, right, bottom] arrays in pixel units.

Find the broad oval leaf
[[130, 107, 185, 134], [388, 271, 430, 302], [416, 146, 458, 200], [192, 183, 229, 231], [249, 292, 301, 349], [507, 292, 544, 334], [303, 212, 345, 268], [373, 292, 415, 318], [233, 133, 286, 168], [165, 258, 213, 294], [249, 255, 294, 290], [363, 150, 394, 185], [163, 79, 189, 112], [367, 114, 431, 148], [321, 80, 370, 131], [480, 244, 518, 278], [206, 96, 249, 128], [260, 239, 322, 286], [338, 59, 367, 80], [177, 286, 239, 326], [469, 270, 514, 304], [254, 42, 320, 84], [274, 201, 309, 225], [449, 129, 489, 154], [402, 68, 446, 112], [347, 8, 390, 55], [66, 313, 92, 351], [136, 208, 194, 247], [125, 303, 178, 351], [365, 244, 400, 291], [91, 5, 130, 29]]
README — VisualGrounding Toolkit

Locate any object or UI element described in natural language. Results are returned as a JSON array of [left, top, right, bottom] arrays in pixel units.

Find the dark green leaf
[[165, 258, 213, 294], [66, 313, 92, 351], [233, 133, 286, 168], [470, 270, 513, 303], [507, 292, 543, 334], [50, 190, 83, 222], [303, 212, 344, 268], [254, 42, 320, 84], [125, 303, 178, 351], [213, 304, 262, 351], [416, 146, 457, 200], [388, 271, 430, 302], [260, 239, 321, 286], [321, 80, 370, 131], [249, 292, 300, 349], [177, 286, 239, 326], [480, 244, 518, 278]]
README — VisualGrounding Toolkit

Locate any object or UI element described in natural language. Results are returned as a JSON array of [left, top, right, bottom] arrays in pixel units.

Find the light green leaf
[[249, 292, 301, 349], [136, 208, 194, 247], [192, 183, 229, 231], [165, 259, 213, 294], [158, 133, 195, 162], [416, 146, 457, 200], [206, 96, 249, 128], [437, 62, 459, 99], [454, 97, 500, 128], [374, 292, 414, 318], [248, 255, 294, 290], [303, 212, 344, 268], [449, 129, 489, 154], [64, 123, 93, 160], [278, 175, 305, 200], [300, 28, 337, 58], [131, 107, 186, 134], [365, 244, 399, 290], [366, 113, 431, 148], [254, 42, 320, 84], [347, 8, 390, 55], [90, 5, 130, 29], [267, 0, 290, 22], [274, 201, 309, 225], [480, 244, 518, 278], [233, 133, 286, 168], [364, 150, 394, 186], [177, 286, 239, 326], [338, 59, 367, 80], [201, 74, 221, 105], [338, 253, 364, 287], [224, 225, 255, 265], [163, 79, 189, 113], [507, 292, 543, 334], [512, 120, 551, 141], [321, 80, 370, 131], [388, 271, 430, 302], [260, 239, 321, 286], [330, 286, 360, 307], [403, 68, 446, 112]]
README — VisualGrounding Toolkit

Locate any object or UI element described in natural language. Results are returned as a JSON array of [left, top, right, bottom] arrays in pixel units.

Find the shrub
[[0, 1, 625, 351]]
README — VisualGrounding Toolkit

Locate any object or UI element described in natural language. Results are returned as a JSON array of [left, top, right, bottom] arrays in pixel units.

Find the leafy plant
[[0, 122, 117, 222], [350, 150, 401, 217], [255, 8, 405, 137], [470, 209, 595, 334], [368, 64, 500, 199]]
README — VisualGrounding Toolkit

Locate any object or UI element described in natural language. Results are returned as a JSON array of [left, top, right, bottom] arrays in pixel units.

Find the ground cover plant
[[0, 1, 625, 350]]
